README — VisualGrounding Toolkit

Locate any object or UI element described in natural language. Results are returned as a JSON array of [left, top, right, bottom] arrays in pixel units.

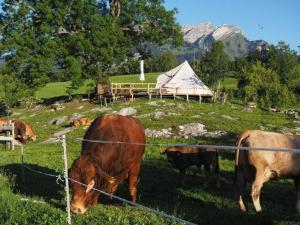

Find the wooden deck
[[110, 83, 213, 103]]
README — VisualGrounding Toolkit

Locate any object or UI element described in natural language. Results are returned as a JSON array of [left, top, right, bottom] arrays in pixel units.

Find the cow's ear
[[160, 150, 166, 155], [86, 180, 95, 193]]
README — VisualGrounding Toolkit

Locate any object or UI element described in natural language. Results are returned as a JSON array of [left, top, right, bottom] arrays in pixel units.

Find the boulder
[[117, 107, 137, 116], [48, 116, 68, 125]]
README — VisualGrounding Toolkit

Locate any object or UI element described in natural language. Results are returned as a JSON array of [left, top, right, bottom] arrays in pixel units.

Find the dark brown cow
[[0, 119, 36, 144], [234, 130, 300, 213], [69, 115, 146, 214], [161, 146, 220, 186]]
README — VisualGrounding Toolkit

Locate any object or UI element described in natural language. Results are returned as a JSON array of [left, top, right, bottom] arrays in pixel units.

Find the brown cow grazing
[[161, 146, 220, 187], [13, 120, 36, 144], [234, 130, 300, 213], [70, 116, 92, 127], [0, 119, 36, 144], [69, 115, 146, 214]]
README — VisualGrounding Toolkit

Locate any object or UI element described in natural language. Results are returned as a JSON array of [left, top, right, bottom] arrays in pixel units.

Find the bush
[[239, 62, 295, 108]]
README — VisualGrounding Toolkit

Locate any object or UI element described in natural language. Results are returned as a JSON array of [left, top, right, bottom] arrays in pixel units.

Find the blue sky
[[165, 0, 300, 52]]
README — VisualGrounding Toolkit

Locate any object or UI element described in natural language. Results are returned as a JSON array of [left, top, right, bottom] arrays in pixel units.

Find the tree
[[0, 0, 183, 103], [146, 51, 177, 72], [0, 72, 31, 109], [239, 62, 295, 108], [266, 41, 299, 86], [195, 41, 230, 87]]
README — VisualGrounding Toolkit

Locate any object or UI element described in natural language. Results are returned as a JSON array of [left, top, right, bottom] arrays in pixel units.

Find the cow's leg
[[203, 163, 211, 187], [234, 167, 247, 212], [212, 163, 221, 188], [251, 168, 271, 212], [91, 192, 100, 206], [294, 177, 300, 213], [128, 162, 141, 202]]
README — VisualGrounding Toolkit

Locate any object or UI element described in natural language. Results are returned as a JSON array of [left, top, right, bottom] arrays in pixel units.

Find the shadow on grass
[[135, 158, 300, 225], [0, 163, 64, 209]]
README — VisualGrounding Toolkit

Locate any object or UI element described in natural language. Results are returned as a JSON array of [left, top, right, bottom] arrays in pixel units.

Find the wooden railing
[[0, 121, 15, 150], [109, 82, 213, 102], [111, 83, 157, 95]]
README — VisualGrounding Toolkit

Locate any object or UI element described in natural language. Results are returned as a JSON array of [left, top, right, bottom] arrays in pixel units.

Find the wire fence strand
[[73, 137, 300, 153]]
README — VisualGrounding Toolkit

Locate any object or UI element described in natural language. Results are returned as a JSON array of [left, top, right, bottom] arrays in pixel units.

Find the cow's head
[[70, 120, 80, 127], [68, 155, 116, 214], [161, 147, 181, 165], [25, 124, 36, 141], [69, 156, 98, 214]]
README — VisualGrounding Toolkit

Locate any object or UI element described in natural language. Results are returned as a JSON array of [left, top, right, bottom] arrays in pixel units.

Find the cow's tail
[[235, 130, 251, 166]]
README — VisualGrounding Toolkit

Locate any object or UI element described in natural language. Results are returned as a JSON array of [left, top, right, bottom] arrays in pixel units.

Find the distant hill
[[153, 21, 267, 61]]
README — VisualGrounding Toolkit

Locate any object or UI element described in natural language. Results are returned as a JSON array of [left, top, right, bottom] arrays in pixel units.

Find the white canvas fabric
[[155, 60, 212, 96]]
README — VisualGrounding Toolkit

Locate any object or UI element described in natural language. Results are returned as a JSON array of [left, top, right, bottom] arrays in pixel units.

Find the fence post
[[21, 145, 24, 183], [61, 135, 72, 225]]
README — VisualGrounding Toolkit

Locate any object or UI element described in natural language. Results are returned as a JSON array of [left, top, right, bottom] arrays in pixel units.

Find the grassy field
[[35, 73, 236, 99], [0, 96, 300, 224]]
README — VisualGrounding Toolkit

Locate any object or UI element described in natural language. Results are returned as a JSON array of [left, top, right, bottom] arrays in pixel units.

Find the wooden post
[[199, 95, 202, 104], [61, 135, 72, 225], [186, 95, 189, 102], [160, 88, 162, 100]]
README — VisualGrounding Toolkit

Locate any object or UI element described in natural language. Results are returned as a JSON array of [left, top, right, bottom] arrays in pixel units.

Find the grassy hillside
[[0, 97, 299, 225], [35, 73, 237, 99]]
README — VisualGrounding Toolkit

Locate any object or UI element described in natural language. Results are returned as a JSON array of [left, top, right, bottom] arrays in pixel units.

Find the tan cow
[[70, 116, 92, 127], [234, 130, 300, 213]]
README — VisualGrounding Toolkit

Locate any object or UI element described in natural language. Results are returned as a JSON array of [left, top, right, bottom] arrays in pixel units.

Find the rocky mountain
[[157, 21, 267, 61]]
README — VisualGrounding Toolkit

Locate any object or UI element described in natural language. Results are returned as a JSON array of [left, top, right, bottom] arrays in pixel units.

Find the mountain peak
[[212, 24, 241, 40], [182, 21, 215, 43]]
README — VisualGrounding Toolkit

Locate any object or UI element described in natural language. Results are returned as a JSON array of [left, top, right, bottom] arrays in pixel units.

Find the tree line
[[0, 0, 299, 110], [192, 41, 300, 108]]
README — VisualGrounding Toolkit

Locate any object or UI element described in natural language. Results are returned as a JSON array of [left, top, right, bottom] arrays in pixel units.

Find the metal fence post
[[61, 135, 71, 225]]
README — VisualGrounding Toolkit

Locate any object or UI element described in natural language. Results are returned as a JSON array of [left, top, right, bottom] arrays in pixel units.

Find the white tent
[[155, 60, 212, 96]]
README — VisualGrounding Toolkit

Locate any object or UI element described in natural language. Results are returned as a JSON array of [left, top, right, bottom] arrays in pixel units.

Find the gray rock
[[242, 107, 253, 112], [247, 102, 256, 108], [51, 102, 65, 111], [69, 113, 83, 121], [117, 107, 137, 116], [178, 123, 207, 136], [146, 101, 158, 106], [90, 107, 111, 113], [221, 114, 238, 121], [53, 127, 76, 137], [49, 116, 68, 125], [145, 128, 173, 138]]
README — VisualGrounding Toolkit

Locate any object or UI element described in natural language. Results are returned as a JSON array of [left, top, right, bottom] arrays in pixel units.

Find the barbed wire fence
[[16, 135, 300, 225]]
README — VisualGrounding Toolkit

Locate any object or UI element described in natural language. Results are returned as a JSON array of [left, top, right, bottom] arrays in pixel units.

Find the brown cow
[[0, 119, 36, 144], [234, 130, 300, 213], [161, 146, 220, 186], [69, 115, 146, 214], [70, 116, 92, 127], [13, 120, 36, 144]]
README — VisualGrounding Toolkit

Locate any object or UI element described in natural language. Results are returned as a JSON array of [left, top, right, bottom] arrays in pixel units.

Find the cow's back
[[239, 130, 300, 178], [81, 115, 145, 176]]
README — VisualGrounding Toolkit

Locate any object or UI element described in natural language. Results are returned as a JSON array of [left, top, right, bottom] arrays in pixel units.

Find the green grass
[[1, 97, 299, 224], [221, 77, 238, 90]]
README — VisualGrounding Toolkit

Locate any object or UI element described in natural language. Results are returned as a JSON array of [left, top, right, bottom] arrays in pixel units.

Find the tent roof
[[155, 61, 212, 95]]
